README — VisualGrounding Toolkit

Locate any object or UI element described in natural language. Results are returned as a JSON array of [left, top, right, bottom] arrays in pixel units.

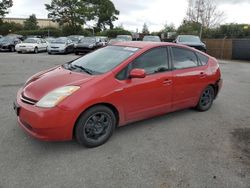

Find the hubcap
[[84, 112, 111, 141], [200, 88, 213, 107]]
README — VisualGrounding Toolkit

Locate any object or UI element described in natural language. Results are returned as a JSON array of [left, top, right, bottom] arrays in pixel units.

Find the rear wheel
[[75, 105, 116, 148], [34, 47, 38, 54], [196, 86, 215, 111]]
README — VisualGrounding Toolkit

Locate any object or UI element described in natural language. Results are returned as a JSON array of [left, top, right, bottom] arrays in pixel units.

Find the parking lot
[[0, 52, 250, 188]]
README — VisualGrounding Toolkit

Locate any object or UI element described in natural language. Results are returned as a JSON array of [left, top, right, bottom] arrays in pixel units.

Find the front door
[[118, 47, 173, 122]]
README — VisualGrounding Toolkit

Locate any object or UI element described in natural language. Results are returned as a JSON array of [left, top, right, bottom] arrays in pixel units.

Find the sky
[[6, 0, 250, 32]]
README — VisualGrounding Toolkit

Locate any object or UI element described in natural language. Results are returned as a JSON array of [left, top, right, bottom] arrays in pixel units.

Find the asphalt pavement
[[0, 52, 249, 188]]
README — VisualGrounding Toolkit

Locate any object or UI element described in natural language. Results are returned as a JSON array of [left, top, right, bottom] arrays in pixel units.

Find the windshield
[[52, 38, 67, 44], [67, 46, 139, 74], [80, 37, 96, 43], [143, 36, 161, 42], [68, 36, 79, 42], [0, 37, 14, 43], [179, 36, 201, 43], [23, 38, 38, 43]]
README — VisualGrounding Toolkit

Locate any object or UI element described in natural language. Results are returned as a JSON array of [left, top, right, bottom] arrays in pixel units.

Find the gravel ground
[[0, 52, 249, 188]]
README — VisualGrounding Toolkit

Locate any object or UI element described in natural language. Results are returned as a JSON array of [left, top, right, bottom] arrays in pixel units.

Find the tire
[[196, 85, 215, 111], [75, 51, 79, 55], [48, 52, 51, 55], [34, 47, 38, 54], [75, 105, 116, 148], [10, 46, 15, 52], [17, 51, 22, 54]]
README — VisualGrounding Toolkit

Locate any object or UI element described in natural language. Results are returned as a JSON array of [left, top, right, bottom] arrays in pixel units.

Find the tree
[[23, 14, 39, 30], [162, 23, 176, 33], [93, 0, 119, 30], [142, 23, 149, 34], [45, 0, 95, 27], [177, 20, 201, 35], [0, 0, 13, 19], [186, 0, 225, 28]]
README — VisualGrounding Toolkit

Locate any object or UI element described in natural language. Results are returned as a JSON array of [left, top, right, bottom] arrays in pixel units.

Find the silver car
[[48, 37, 75, 54]]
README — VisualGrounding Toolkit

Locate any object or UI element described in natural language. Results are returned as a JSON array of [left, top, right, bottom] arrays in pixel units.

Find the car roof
[[112, 41, 173, 49], [26, 38, 40, 40], [112, 41, 209, 56]]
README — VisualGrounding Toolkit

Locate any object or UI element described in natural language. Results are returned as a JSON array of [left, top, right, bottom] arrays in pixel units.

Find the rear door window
[[172, 47, 199, 69]]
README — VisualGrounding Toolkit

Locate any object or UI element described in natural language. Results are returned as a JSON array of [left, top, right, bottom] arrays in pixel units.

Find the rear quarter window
[[196, 52, 209, 66]]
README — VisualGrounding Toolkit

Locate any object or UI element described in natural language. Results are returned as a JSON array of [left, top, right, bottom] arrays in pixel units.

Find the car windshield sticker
[[123, 47, 139, 52]]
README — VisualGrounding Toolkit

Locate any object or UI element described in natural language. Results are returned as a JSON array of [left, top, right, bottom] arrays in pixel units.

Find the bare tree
[[186, 0, 225, 28]]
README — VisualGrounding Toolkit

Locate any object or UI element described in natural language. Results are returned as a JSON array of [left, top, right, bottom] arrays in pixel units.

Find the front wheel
[[34, 47, 38, 54], [75, 105, 116, 148], [196, 86, 215, 111], [10, 46, 15, 52]]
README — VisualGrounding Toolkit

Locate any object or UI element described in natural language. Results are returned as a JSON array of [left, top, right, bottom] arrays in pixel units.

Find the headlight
[[36, 86, 80, 108]]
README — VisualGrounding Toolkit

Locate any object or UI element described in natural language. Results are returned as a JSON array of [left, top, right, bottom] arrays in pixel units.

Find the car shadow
[[15, 108, 197, 152]]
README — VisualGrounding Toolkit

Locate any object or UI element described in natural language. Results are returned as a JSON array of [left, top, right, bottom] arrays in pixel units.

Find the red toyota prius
[[14, 42, 222, 147]]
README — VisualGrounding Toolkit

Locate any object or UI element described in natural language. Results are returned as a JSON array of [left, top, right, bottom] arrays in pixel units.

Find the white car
[[15, 38, 48, 53]]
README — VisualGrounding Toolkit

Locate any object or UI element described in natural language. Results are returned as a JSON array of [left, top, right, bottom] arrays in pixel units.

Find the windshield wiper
[[71, 64, 93, 75]]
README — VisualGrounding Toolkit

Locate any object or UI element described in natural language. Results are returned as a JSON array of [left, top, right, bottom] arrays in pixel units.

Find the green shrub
[[15, 28, 62, 37], [99, 28, 131, 38], [0, 22, 23, 35], [62, 25, 92, 36]]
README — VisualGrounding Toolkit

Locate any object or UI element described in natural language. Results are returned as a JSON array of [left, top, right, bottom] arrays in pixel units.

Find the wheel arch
[[72, 102, 120, 138]]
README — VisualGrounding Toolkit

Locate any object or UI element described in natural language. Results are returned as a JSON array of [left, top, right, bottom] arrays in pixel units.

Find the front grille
[[21, 93, 37, 105]]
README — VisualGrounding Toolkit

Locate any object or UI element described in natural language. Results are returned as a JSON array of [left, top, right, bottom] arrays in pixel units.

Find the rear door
[[170, 46, 207, 110]]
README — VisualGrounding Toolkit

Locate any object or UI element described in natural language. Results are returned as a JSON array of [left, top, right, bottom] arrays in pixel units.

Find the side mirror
[[129, 68, 146, 79]]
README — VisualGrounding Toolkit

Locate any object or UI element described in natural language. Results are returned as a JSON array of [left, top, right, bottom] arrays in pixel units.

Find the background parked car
[[44, 37, 56, 44], [116, 35, 133, 41], [48, 37, 74, 54], [7, 34, 24, 41], [108, 38, 126, 45], [0, 36, 21, 52], [68, 35, 85, 48], [99, 36, 108, 46], [143, 35, 161, 42], [75, 37, 103, 55], [175, 35, 207, 52], [15, 38, 48, 54]]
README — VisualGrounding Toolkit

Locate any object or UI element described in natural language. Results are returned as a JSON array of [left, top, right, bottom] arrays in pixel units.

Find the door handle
[[163, 79, 173, 85], [200, 72, 206, 78]]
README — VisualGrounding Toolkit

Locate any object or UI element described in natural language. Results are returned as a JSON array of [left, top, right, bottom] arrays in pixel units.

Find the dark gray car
[[175, 35, 207, 52], [0, 36, 21, 52], [75, 37, 102, 55]]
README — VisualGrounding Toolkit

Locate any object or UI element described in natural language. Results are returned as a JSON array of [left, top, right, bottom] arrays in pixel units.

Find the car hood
[[178, 42, 205, 47], [0, 42, 11, 46], [22, 66, 93, 101], [49, 43, 66, 48], [77, 42, 95, 47]]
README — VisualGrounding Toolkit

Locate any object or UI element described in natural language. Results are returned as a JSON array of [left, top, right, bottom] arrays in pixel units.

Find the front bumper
[[14, 89, 76, 141], [0, 46, 10, 52], [16, 47, 35, 52], [48, 48, 65, 54], [75, 47, 94, 53]]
